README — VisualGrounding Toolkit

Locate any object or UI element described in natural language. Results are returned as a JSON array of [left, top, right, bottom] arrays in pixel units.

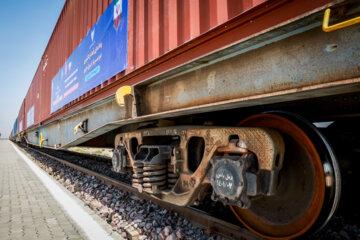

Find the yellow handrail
[[323, 8, 360, 32]]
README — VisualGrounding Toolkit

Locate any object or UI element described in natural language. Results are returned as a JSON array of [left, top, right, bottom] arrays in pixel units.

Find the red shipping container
[[21, 0, 336, 130], [17, 100, 25, 133], [27, 0, 268, 128], [24, 67, 41, 129]]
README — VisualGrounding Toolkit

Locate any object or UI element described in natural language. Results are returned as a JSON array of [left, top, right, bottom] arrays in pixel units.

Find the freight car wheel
[[230, 112, 341, 239]]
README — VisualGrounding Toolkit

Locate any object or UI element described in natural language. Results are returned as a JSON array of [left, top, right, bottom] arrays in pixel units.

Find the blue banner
[[14, 118, 18, 135], [51, 0, 128, 113]]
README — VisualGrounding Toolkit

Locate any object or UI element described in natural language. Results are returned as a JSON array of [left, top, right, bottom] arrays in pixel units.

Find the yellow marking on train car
[[115, 85, 132, 107], [39, 133, 45, 148]]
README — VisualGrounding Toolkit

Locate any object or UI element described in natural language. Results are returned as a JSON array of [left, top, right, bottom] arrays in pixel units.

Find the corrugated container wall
[[29, 0, 266, 127], [17, 100, 25, 133], [24, 68, 41, 129]]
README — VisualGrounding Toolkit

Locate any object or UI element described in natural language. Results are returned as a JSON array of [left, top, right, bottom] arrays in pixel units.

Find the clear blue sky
[[0, 0, 65, 138]]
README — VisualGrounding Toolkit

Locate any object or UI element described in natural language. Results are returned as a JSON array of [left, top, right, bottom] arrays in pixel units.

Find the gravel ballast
[[21, 145, 360, 240], [23, 147, 226, 240]]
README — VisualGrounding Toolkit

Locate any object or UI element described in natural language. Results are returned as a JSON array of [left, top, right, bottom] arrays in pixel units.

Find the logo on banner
[[91, 29, 95, 42], [113, 0, 122, 30], [64, 60, 72, 75]]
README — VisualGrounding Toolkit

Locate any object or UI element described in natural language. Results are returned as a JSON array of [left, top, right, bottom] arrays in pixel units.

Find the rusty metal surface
[[114, 126, 284, 206], [17, 143, 261, 240], [137, 24, 360, 115], [33, 81, 360, 149], [231, 113, 327, 239]]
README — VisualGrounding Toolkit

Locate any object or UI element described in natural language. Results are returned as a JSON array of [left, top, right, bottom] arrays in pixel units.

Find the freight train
[[10, 0, 360, 239]]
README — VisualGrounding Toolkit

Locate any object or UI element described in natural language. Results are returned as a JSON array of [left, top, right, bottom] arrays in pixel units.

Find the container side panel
[[199, 0, 210, 34], [135, 0, 145, 68], [165, 0, 178, 52], [127, 0, 135, 74], [148, 0, 160, 62]]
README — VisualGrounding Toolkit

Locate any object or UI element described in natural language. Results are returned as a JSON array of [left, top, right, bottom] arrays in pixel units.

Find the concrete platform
[[0, 140, 118, 240]]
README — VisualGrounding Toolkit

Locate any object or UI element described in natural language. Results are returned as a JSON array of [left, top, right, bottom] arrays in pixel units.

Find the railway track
[[17, 143, 261, 240]]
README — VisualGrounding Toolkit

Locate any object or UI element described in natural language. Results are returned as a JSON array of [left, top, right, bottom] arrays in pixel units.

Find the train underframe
[[111, 111, 342, 239], [18, 3, 360, 239]]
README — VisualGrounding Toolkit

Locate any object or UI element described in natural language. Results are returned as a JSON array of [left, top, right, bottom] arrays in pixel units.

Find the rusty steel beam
[[113, 126, 284, 206], [136, 24, 360, 115]]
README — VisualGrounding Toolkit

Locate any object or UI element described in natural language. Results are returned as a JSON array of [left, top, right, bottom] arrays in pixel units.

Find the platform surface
[[0, 140, 87, 240]]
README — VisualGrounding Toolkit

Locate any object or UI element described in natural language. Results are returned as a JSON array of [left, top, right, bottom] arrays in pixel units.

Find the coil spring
[[132, 162, 168, 193]]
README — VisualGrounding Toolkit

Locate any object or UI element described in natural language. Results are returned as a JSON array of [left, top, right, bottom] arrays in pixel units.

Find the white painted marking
[[11, 142, 114, 240]]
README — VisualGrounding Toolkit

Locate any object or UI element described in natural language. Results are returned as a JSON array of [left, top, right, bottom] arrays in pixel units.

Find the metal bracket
[[210, 155, 252, 208], [112, 145, 127, 173], [74, 119, 88, 135], [323, 8, 360, 32]]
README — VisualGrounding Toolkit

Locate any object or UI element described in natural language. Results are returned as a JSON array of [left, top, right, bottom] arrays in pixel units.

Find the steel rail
[[57, 148, 112, 163], [28, 143, 113, 163], [17, 143, 261, 240]]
